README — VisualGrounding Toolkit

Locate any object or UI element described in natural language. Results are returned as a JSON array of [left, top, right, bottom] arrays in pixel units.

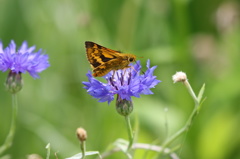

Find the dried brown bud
[[76, 127, 87, 142]]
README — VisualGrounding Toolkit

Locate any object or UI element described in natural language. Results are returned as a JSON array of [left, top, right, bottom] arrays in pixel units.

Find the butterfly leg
[[112, 70, 116, 79], [121, 66, 130, 77], [126, 66, 138, 75]]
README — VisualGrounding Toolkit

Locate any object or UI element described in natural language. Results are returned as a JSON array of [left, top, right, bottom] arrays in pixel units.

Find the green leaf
[[197, 97, 207, 112], [197, 83, 205, 103]]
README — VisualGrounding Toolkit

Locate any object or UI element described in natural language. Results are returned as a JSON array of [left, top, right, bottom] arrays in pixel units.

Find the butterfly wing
[[92, 58, 129, 77], [85, 41, 135, 77], [85, 41, 122, 69]]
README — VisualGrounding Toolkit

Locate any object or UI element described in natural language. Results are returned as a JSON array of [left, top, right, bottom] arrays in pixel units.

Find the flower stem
[[183, 80, 199, 106], [0, 93, 18, 155], [125, 115, 134, 151], [158, 80, 202, 157], [101, 143, 179, 158], [45, 143, 51, 159], [80, 140, 86, 159]]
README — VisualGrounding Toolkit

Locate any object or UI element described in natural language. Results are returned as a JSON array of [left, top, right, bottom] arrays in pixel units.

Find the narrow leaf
[[197, 83, 205, 102]]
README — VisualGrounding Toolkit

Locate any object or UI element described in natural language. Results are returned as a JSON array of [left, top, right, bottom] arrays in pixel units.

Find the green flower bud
[[5, 71, 23, 94], [116, 95, 133, 116]]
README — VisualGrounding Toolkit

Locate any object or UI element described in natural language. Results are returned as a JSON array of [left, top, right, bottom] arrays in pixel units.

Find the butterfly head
[[127, 54, 136, 63]]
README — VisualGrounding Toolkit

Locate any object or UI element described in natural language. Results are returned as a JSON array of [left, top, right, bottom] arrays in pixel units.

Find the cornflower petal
[[0, 47, 14, 71], [12, 53, 29, 73], [18, 41, 36, 53], [8, 40, 17, 54], [0, 41, 4, 53], [83, 71, 115, 104]]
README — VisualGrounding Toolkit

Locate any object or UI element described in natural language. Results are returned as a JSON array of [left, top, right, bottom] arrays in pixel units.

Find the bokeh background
[[0, 0, 240, 158]]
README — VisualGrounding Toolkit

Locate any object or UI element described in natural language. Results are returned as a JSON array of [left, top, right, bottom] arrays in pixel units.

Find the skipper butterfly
[[85, 41, 136, 77]]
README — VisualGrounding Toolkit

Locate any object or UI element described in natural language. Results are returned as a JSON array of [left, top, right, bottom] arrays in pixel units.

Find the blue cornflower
[[82, 60, 161, 105], [0, 40, 50, 78]]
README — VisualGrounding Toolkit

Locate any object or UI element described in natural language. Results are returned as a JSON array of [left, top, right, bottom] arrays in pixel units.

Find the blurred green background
[[0, 0, 240, 158]]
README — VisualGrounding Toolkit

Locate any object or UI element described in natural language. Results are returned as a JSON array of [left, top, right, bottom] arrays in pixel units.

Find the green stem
[[158, 80, 200, 156], [161, 105, 198, 147], [45, 143, 51, 159], [183, 80, 199, 106], [125, 115, 134, 151], [0, 94, 18, 155], [81, 141, 86, 159]]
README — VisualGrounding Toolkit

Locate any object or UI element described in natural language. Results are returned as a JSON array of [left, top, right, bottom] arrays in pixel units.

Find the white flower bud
[[172, 71, 187, 83]]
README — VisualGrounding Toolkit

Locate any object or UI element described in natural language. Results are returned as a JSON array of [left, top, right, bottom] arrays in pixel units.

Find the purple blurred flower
[[0, 40, 50, 78], [82, 60, 161, 104]]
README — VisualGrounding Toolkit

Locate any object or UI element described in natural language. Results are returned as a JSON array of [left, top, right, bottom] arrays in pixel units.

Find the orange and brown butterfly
[[85, 41, 136, 77]]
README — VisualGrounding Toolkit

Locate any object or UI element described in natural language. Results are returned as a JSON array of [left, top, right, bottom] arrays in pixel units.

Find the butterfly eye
[[129, 57, 134, 62]]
